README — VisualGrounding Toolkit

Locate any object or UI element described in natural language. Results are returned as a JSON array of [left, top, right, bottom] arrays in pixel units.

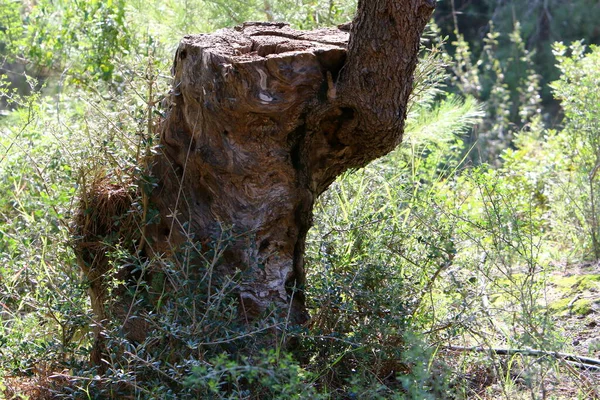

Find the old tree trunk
[[77, 0, 435, 360]]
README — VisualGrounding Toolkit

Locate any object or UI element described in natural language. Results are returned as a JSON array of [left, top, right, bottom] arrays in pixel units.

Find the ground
[[455, 260, 600, 399], [2, 263, 599, 399], [550, 260, 600, 359]]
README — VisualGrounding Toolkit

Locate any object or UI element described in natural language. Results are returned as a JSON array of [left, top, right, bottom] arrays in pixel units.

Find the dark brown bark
[[77, 0, 435, 354]]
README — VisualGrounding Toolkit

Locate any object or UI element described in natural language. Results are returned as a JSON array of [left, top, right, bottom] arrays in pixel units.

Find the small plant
[[551, 42, 600, 260], [448, 21, 542, 164]]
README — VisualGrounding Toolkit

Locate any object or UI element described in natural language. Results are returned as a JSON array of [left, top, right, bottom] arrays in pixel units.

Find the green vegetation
[[1, 1, 600, 398]]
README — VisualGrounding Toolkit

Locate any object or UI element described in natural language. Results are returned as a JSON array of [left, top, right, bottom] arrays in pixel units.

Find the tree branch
[[445, 345, 600, 371]]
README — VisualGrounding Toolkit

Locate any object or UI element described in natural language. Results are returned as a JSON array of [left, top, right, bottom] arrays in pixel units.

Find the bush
[[550, 42, 600, 260]]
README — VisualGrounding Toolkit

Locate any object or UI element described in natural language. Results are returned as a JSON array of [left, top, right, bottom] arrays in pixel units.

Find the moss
[[549, 297, 593, 316], [551, 274, 600, 293], [572, 299, 593, 316]]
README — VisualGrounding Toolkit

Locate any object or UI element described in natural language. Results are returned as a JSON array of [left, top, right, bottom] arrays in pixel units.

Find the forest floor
[[460, 260, 600, 399], [2, 263, 599, 399], [543, 260, 600, 399], [551, 260, 600, 359]]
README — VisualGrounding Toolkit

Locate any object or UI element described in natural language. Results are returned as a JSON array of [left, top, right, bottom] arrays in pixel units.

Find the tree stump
[[78, 0, 436, 358]]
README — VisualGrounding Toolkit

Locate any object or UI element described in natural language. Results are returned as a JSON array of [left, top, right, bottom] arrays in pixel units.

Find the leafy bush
[[304, 80, 482, 397], [550, 42, 600, 259]]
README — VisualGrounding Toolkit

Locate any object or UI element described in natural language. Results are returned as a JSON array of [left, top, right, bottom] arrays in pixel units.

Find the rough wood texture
[[80, 0, 435, 350], [148, 0, 434, 324]]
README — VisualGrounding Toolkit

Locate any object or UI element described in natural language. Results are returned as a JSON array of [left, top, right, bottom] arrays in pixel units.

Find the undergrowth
[[1, 2, 600, 399]]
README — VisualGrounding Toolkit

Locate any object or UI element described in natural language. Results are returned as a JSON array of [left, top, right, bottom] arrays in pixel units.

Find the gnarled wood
[[79, 0, 435, 355]]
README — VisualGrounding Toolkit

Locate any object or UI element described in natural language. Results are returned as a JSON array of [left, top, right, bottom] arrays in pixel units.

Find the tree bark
[[78, 0, 435, 353]]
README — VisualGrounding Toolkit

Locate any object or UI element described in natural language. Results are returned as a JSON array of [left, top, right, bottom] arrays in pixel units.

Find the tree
[[76, 0, 436, 362]]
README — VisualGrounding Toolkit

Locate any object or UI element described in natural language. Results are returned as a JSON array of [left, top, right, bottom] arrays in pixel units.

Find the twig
[[445, 345, 600, 371], [198, 323, 281, 346]]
